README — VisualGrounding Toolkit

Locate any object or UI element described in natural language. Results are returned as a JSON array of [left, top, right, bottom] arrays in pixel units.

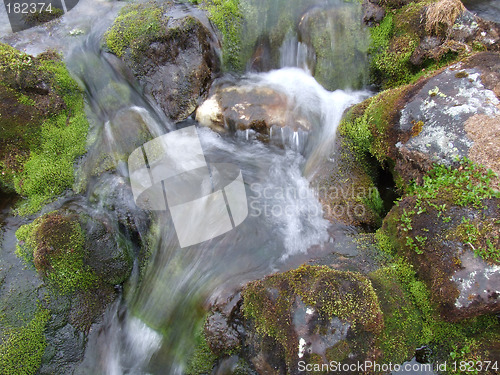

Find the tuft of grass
[[425, 0, 465, 37]]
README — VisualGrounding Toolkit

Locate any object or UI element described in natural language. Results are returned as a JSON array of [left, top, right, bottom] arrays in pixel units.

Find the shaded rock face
[[394, 52, 500, 184], [384, 195, 500, 321], [313, 136, 385, 228], [196, 85, 312, 134], [105, 3, 220, 123]]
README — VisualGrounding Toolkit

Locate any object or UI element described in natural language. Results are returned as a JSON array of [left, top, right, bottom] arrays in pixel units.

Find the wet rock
[[298, 3, 370, 90], [196, 85, 312, 134], [38, 323, 86, 375], [395, 52, 500, 185], [212, 266, 384, 373], [384, 193, 500, 321], [80, 214, 133, 286], [362, 0, 386, 26], [204, 311, 240, 356], [103, 2, 220, 122]]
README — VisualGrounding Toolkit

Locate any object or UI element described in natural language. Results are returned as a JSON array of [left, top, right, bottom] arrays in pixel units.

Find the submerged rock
[[196, 85, 312, 134], [298, 3, 371, 90], [103, 1, 220, 122]]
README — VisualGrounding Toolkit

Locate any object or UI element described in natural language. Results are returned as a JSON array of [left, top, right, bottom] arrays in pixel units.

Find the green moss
[[374, 228, 395, 256], [242, 265, 382, 368], [103, 1, 165, 61], [0, 307, 50, 375], [200, 0, 242, 71], [393, 158, 500, 260], [185, 326, 217, 375], [15, 212, 97, 294], [339, 85, 408, 166], [370, 264, 424, 364], [0, 45, 89, 214], [369, 258, 500, 368], [368, 0, 461, 88]]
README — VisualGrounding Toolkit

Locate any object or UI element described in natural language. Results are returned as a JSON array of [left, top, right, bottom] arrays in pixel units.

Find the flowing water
[[1, 0, 381, 373]]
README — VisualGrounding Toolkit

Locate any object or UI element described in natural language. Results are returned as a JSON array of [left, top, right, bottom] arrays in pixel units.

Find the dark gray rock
[[362, 0, 386, 26], [204, 311, 240, 356], [81, 214, 133, 286]]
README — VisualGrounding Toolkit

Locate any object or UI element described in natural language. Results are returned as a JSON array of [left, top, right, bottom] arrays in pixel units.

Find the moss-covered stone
[[15, 212, 97, 294], [104, 1, 220, 122], [368, 0, 500, 88], [241, 265, 383, 371], [15, 210, 133, 295], [379, 158, 500, 321], [338, 82, 418, 174], [0, 43, 89, 214]]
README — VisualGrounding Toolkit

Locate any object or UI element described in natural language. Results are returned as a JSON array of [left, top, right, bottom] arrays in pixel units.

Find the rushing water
[[1, 0, 381, 373]]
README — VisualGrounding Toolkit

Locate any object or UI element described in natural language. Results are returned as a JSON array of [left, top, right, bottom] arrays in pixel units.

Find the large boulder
[[297, 2, 371, 90], [103, 1, 220, 122], [339, 51, 500, 188], [395, 52, 500, 185], [203, 266, 384, 374]]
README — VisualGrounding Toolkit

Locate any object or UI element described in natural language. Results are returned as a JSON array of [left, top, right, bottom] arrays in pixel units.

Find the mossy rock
[[15, 211, 97, 294], [0, 307, 51, 374], [381, 158, 500, 321], [241, 265, 383, 372], [104, 1, 220, 122], [0, 43, 89, 214], [15, 210, 133, 293]]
